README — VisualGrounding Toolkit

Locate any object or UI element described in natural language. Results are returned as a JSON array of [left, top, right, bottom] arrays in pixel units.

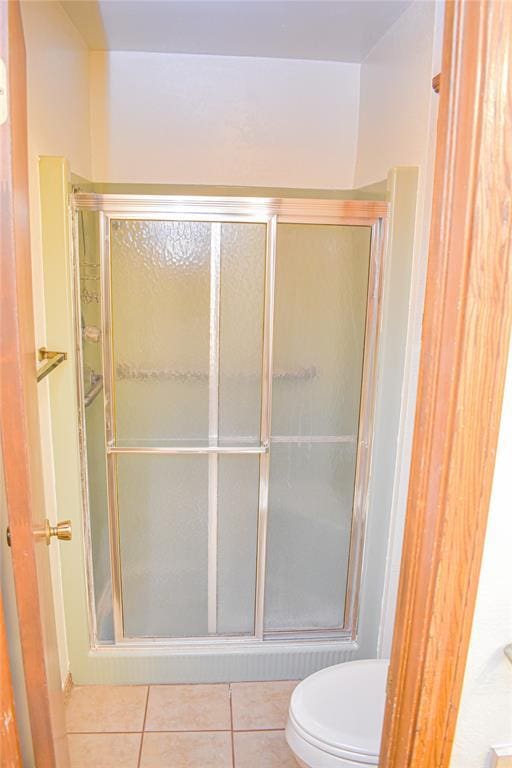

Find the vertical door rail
[[254, 215, 277, 640], [207, 223, 221, 634], [100, 211, 124, 642]]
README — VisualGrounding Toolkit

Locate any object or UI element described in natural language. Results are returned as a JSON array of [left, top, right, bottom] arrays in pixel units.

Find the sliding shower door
[[265, 224, 371, 634], [108, 218, 268, 639], [74, 195, 383, 647]]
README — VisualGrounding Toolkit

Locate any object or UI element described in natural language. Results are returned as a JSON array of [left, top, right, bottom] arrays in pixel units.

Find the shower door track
[[72, 193, 388, 650]]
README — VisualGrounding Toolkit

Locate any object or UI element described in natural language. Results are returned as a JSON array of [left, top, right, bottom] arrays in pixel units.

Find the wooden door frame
[[0, 590, 22, 766], [381, 1, 512, 766], [1, 1, 69, 765]]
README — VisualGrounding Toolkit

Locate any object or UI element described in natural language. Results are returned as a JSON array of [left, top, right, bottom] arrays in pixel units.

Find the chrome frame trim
[[90, 633, 357, 652], [254, 215, 277, 639], [73, 193, 389, 222], [72, 207, 99, 647], [72, 193, 389, 649], [208, 224, 221, 635], [107, 445, 268, 455], [263, 627, 352, 642], [96, 212, 271, 225], [343, 219, 387, 639], [101, 213, 124, 643], [270, 435, 356, 444]]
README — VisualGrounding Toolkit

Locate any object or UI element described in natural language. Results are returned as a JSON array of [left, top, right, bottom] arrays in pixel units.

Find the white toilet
[[286, 659, 389, 767]]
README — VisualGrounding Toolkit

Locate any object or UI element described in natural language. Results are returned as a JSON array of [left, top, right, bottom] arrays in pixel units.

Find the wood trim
[[0, 590, 22, 767], [0, 2, 69, 765], [432, 72, 441, 93], [381, 2, 512, 767]]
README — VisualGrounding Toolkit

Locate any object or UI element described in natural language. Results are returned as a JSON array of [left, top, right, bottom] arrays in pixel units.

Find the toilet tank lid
[[289, 659, 389, 758]]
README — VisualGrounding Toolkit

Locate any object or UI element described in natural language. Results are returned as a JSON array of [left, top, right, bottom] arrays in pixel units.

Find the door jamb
[[381, 1, 512, 765]]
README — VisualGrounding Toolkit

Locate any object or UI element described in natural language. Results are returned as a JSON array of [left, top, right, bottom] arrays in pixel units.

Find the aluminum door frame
[[72, 193, 388, 649]]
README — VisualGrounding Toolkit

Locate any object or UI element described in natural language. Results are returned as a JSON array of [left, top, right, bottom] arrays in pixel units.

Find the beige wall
[[354, 0, 438, 188], [89, 50, 360, 188], [20, 0, 92, 685]]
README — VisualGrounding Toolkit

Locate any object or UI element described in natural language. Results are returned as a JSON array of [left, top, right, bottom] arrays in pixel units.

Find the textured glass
[[217, 455, 260, 634], [118, 454, 209, 638], [78, 209, 114, 642], [218, 223, 266, 444], [111, 220, 211, 445], [264, 442, 356, 631], [272, 224, 371, 438]]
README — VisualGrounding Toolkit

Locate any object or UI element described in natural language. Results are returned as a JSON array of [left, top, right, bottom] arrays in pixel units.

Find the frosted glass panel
[[272, 224, 371, 438], [118, 454, 209, 638], [217, 456, 260, 634], [218, 223, 266, 443], [111, 220, 211, 445], [78, 210, 113, 642], [265, 443, 356, 631]]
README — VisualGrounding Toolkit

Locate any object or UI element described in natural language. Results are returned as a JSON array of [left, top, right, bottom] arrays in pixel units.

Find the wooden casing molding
[[0, 590, 22, 766], [0, 1, 69, 765], [381, 1, 512, 766]]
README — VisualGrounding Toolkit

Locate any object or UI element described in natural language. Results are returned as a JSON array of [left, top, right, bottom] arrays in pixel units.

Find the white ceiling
[[60, 0, 413, 63]]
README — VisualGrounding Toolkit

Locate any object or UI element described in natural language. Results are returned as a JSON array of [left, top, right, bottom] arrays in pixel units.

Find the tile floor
[[65, 680, 300, 767]]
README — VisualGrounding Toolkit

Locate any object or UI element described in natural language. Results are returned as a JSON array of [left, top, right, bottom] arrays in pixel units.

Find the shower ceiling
[[59, 0, 412, 62]]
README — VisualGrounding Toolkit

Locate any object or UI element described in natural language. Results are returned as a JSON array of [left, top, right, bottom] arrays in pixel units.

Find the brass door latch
[[44, 519, 72, 544], [6, 519, 72, 547]]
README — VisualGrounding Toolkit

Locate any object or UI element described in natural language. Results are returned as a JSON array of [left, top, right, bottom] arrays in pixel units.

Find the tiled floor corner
[[66, 680, 300, 767], [66, 685, 149, 734]]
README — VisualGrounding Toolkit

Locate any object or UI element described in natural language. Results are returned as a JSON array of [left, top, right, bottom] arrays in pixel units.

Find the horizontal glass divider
[[107, 444, 268, 455], [264, 626, 346, 635], [117, 634, 259, 645], [263, 627, 350, 639], [270, 435, 356, 443], [106, 438, 356, 454]]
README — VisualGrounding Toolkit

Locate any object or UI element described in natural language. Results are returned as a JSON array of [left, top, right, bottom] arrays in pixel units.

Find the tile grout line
[[66, 680, 296, 765], [136, 686, 150, 768], [232, 728, 286, 733], [229, 683, 236, 768], [65, 728, 285, 735]]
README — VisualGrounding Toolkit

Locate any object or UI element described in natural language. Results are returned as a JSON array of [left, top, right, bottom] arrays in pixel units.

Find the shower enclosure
[[73, 193, 387, 648]]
